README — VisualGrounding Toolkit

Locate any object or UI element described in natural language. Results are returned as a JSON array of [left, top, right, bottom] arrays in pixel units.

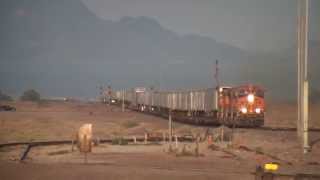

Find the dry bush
[[121, 121, 139, 129], [47, 150, 71, 156], [0, 91, 13, 101], [111, 137, 128, 145], [20, 89, 40, 102]]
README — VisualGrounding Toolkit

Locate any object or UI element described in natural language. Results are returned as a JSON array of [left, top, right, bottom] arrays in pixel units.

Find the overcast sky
[[0, 0, 318, 99], [82, 0, 319, 53]]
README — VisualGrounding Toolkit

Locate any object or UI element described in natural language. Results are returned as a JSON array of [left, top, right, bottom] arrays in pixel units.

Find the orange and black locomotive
[[217, 85, 265, 127]]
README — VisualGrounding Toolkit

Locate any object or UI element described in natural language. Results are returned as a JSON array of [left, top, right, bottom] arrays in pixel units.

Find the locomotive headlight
[[247, 94, 254, 103], [255, 108, 261, 114], [111, 99, 116, 103], [241, 107, 248, 114]]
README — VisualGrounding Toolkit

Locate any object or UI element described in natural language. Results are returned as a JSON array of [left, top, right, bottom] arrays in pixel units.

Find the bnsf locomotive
[[110, 85, 265, 127]]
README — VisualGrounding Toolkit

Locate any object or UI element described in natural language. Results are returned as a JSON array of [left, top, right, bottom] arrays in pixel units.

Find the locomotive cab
[[216, 85, 265, 127], [232, 85, 265, 126], [233, 85, 265, 114]]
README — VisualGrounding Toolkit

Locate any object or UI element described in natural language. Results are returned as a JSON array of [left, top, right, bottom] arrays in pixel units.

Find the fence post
[[144, 133, 148, 144], [175, 135, 178, 148]]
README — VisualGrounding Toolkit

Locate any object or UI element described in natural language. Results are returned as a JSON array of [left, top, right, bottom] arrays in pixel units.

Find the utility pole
[[107, 85, 112, 105], [297, 0, 309, 154], [98, 85, 105, 103], [122, 89, 125, 112], [168, 109, 172, 145], [214, 59, 220, 88]]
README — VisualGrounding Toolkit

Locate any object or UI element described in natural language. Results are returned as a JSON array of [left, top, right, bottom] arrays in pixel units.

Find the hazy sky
[[82, 0, 319, 53], [0, 0, 318, 99]]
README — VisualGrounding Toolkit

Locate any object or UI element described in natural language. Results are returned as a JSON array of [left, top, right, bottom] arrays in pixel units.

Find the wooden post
[[175, 135, 178, 148], [221, 126, 224, 142], [144, 133, 148, 144], [133, 136, 137, 144], [71, 139, 74, 152], [96, 137, 100, 146], [169, 109, 172, 145], [207, 135, 213, 146], [195, 136, 199, 156], [83, 134, 88, 164]]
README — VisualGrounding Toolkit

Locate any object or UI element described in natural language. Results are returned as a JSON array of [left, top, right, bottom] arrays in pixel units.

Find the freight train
[[110, 85, 265, 127]]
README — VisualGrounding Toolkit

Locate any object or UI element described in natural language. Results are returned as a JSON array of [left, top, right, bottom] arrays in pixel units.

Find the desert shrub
[[121, 121, 139, 128], [111, 137, 128, 145], [47, 150, 70, 156], [0, 91, 13, 101], [20, 89, 40, 102], [255, 146, 263, 154]]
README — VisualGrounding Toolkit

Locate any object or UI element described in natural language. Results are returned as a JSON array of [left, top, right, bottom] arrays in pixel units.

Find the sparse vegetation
[[47, 150, 71, 156], [166, 143, 203, 157], [0, 146, 16, 153], [111, 137, 129, 145], [121, 121, 139, 129], [255, 146, 263, 154], [0, 91, 13, 101], [20, 89, 41, 102], [36, 100, 51, 107], [175, 144, 195, 157]]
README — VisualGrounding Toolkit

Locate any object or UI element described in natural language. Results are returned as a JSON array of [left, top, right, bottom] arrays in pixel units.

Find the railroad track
[[0, 136, 194, 148], [0, 136, 194, 161], [255, 126, 320, 132], [141, 107, 320, 132]]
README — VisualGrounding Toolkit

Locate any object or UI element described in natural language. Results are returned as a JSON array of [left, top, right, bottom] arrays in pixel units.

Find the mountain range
[[0, 0, 319, 101]]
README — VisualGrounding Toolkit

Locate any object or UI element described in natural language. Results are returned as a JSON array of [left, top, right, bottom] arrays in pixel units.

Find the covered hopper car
[[110, 85, 265, 127]]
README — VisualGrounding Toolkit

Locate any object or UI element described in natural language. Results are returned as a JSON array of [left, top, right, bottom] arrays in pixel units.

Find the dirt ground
[[0, 101, 320, 180], [265, 101, 320, 128]]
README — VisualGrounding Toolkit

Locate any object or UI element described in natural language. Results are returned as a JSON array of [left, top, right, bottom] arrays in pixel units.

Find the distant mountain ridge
[[0, 0, 318, 100]]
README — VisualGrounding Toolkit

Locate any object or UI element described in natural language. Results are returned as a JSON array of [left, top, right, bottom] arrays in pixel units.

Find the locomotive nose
[[241, 107, 248, 114]]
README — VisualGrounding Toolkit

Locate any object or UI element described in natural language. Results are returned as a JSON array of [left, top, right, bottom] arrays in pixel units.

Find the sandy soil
[[0, 101, 319, 180], [265, 101, 320, 128], [0, 101, 196, 143]]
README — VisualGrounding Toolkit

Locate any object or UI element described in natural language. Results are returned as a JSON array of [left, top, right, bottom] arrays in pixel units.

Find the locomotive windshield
[[235, 87, 264, 98], [255, 89, 264, 98]]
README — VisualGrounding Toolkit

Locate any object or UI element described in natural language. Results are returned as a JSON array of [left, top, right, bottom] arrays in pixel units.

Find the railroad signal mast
[[98, 85, 105, 103]]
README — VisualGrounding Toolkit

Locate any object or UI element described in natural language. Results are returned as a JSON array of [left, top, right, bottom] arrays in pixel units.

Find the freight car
[[111, 85, 265, 127]]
